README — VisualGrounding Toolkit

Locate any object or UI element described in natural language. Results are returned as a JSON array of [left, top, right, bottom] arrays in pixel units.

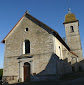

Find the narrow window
[[59, 46, 61, 58], [70, 26, 74, 32], [25, 40, 30, 54], [59, 46, 60, 49]]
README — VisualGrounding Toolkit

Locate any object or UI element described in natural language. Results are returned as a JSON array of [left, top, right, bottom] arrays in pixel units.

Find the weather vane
[[67, 0, 69, 9], [67, 0, 71, 14]]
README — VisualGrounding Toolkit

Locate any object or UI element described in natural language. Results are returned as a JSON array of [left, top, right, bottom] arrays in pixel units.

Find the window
[[25, 28, 28, 32], [25, 40, 30, 54], [59, 46, 61, 58], [23, 40, 30, 54], [70, 26, 74, 32]]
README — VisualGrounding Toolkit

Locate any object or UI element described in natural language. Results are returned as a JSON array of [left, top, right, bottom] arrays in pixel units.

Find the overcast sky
[[0, 0, 84, 68]]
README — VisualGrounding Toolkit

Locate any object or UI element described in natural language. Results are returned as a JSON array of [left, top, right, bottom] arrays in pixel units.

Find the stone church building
[[1, 10, 84, 83]]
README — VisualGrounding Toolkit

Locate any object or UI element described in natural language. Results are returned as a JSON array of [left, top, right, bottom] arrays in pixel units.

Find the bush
[[0, 69, 3, 80]]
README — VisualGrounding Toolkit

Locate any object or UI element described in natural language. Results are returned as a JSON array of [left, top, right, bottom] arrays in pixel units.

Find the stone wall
[[4, 16, 54, 57], [3, 15, 54, 83], [64, 21, 83, 61]]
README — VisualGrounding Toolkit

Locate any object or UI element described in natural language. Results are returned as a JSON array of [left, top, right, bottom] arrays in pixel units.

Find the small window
[[70, 26, 74, 32], [25, 28, 28, 32]]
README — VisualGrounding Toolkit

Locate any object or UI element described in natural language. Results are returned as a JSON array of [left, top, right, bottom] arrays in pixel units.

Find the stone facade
[[3, 14, 55, 83], [2, 11, 83, 84]]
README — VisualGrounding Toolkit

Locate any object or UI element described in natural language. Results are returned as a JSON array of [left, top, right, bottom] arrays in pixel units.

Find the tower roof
[[63, 9, 78, 24], [65, 13, 77, 22]]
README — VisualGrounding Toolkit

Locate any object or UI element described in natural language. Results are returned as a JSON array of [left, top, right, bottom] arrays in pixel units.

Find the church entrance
[[24, 62, 30, 82]]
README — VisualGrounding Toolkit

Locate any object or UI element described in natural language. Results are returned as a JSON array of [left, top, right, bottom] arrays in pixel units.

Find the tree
[[0, 69, 3, 80]]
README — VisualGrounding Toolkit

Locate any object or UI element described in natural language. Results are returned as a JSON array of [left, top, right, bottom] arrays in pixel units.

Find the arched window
[[25, 40, 30, 54], [23, 40, 30, 54], [70, 26, 74, 32]]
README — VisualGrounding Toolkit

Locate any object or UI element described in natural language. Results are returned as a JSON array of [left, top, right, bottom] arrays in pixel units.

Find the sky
[[0, 0, 84, 69]]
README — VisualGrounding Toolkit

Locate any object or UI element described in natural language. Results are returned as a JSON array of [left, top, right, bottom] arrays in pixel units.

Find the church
[[1, 10, 84, 84]]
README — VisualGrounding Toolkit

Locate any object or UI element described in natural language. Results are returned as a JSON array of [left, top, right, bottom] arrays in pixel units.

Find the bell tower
[[63, 9, 83, 61]]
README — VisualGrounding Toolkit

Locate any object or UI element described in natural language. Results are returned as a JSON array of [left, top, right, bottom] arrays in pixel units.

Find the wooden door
[[24, 62, 30, 82]]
